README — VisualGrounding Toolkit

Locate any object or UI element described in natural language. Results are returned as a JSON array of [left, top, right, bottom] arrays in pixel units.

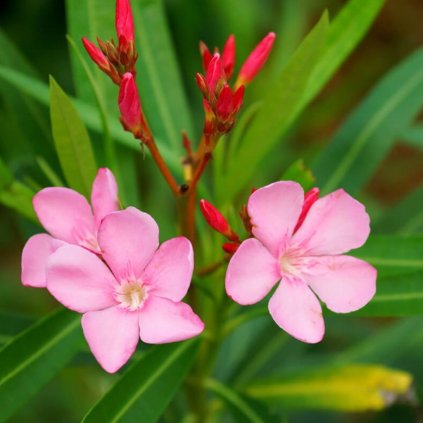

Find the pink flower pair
[[21, 168, 204, 373]]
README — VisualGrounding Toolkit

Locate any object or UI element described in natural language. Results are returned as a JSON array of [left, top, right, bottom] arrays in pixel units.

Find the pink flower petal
[[291, 189, 370, 256], [21, 234, 65, 288], [98, 207, 159, 281], [303, 255, 377, 313], [248, 181, 304, 256], [226, 238, 280, 305], [91, 168, 119, 228], [33, 187, 96, 246], [143, 237, 194, 302], [139, 296, 204, 344], [269, 277, 324, 343], [47, 245, 116, 313], [82, 306, 139, 373]]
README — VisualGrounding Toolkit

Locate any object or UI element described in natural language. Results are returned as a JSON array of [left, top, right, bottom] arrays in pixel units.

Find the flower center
[[279, 254, 301, 277], [116, 281, 146, 311]]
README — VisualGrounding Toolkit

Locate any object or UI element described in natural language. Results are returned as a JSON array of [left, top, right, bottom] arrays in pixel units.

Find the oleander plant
[[0, 0, 423, 421]]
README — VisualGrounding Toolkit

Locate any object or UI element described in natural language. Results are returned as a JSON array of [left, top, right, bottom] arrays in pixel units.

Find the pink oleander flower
[[46, 207, 204, 373], [21, 168, 119, 288], [225, 181, 377, 343]]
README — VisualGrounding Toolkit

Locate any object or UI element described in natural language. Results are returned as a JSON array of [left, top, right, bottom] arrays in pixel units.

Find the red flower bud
[[118, 72, 142, 135], [195, 73, 209, 98], [115, 0, 135, 42], [222, 242, 239, 255], [200, 199, 231, 235], [82, 37, 110, 71], [236, 32, 275, 87], [221, 34, 236, 79], [232, 85, 245, 113], [216, 85, 234, 122], [199, 41, 213, 72], [206, 53, 225, 92], [294, 187, 320, 232]]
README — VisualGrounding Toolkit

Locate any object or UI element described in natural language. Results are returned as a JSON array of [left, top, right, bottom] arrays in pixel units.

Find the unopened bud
[[222, 242, 239, 255], [115, 0, 135, 42], [200, 199, 239, 242], [118, 72, 142, 136], [199, 41, 213, 72], [206, 53, 225, 92], [221, 34, 236, 79], [236, 32, 275, 88], [294, 187, 320, 232], [82, 37, 110, 72]]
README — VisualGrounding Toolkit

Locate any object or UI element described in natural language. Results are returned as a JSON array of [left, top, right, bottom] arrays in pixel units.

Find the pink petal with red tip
[[82, 306, 139, 373], [91, 168, 119, 228], [247, 181, 304, 256], [21, 234, 65, 288], [294, 187, 319, 233], [33, 187, 96, 246], [47, 245, 116, 313], [226, 238, 280, 305], [269, 277, 324, 343], [291, 189, 370, 256], [304, 255, 377, 313], [143, 237, 194, 302], [139, 297, 204, 344], [98, 207, 159, 281]]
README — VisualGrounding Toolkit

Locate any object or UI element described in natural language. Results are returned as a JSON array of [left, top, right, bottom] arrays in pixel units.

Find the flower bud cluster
[[196, 33, 275, 135], [82, 0, 138, 85]]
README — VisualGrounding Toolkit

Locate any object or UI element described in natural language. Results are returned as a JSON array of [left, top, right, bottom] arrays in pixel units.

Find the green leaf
[[0, 311, 33, 345], [65, 0, 116, 107], [205, 379, 271, 423], [313, 48, 423, 194], [0, 157, 36, 222], [352, 234, 423, 277], [0, 66, 182, 175], [49, 76, 97, 197], [401, 124, 423, 150], [220, 12, 328, 202], [280, 159, 315, 191], [356, 270, 423, 317], [301, 0, 385, 106], [0, 308, 82, 422], [244, 364, 412, 411], [133, 0, 194, 149], [83, 340, 198, 423], [374, 186, 423, 234]]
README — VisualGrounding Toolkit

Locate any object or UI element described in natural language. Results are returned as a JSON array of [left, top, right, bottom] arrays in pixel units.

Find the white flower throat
[[116, 280, 147, 311]]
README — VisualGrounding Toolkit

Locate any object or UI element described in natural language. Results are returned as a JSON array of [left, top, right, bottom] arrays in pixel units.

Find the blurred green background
[[0, 0, 423, 421]]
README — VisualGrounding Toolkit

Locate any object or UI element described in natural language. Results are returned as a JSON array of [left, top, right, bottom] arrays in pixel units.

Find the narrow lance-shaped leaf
[[313, 48, 423, 194], [373, 186, 423, 235], [0, 66, 181, 174], [0, 308, 82, 422], [49, 76, 97, 197], [351, 234, 423, 276], [301, 0, 385, 106], [355, 270, 423, 317], [133, 0, 194, 150], [0, 157, 36, 222], [83, 340, 199, 423], [220, 12, 328, 202]]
